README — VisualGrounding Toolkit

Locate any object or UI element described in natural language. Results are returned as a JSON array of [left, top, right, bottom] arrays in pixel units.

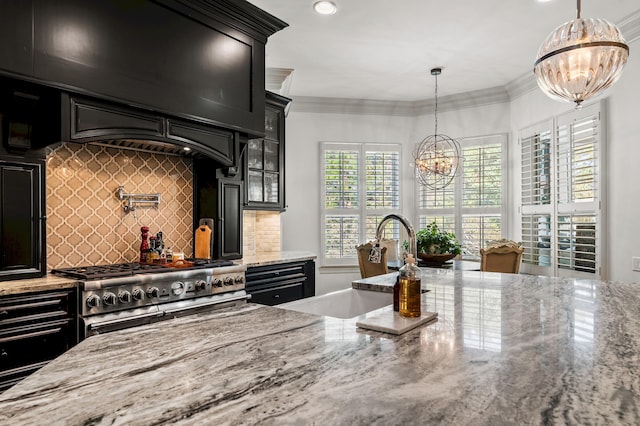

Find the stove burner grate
[[51, 259, 234, 280]]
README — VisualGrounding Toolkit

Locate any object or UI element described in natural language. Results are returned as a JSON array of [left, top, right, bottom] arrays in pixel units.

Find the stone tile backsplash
[[243, 210, 281, 256], [46, 142, 194, 269]]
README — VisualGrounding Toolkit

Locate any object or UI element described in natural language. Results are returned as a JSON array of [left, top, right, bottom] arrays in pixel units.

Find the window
[[417, 134, 507, 258], [321, 143, 401, 265], [520, 102, 603, 278]]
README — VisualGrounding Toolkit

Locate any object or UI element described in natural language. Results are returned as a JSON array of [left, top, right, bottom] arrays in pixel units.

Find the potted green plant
[[415, 222, 462, 263]]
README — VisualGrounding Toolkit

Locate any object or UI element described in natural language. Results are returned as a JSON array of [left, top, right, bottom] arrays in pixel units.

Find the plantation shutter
[[321, 143, 401, 266], [555, 105, 601, 278], [519, 102, 603, 279], [460, 136, 505, 256]]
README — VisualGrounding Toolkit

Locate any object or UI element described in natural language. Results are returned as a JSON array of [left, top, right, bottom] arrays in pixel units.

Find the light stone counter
[[238, 250, 316, 267], [0, 274, 78, 296], [1, 269, 640, 425]]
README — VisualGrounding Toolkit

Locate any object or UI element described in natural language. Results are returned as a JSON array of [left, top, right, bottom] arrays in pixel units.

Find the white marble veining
[[2, 269, 640, 425]]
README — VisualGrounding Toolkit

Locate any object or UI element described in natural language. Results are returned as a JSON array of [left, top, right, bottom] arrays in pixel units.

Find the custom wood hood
[[0, 0, 287, 162]]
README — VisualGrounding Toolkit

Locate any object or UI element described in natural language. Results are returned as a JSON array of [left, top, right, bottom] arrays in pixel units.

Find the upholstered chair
[[356, 242, 389, 279], [480, 239, 525, 274]]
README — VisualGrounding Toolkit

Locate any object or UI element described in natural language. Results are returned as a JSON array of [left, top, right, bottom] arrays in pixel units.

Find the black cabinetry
[[246, 260, 315, 306], [0, 288, 78, 392], [0, 0, 287, 138], [194, 161, 243, 260], [0, 1, 32, 76], [0, 157, 45, 280], [245, 92, 291, 211]]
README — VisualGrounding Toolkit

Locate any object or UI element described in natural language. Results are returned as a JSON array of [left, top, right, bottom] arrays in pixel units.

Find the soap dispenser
[[398, 254, 421, 318]]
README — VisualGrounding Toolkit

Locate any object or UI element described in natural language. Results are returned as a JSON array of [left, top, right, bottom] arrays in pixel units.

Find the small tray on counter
[[356, 311, 438, 335]]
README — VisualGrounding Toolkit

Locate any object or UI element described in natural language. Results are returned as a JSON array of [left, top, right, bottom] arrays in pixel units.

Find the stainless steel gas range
[[52, 260, 248, 338]]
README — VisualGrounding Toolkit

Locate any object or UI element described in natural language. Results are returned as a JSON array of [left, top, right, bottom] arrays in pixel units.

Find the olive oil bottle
[[399, 254, 421, 318]]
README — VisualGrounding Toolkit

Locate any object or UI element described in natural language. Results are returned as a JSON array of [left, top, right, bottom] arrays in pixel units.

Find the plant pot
[[417, 253, 456, 264]]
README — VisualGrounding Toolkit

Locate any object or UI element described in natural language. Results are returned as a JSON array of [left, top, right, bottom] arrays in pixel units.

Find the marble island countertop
[[2, 269, 640, 425]]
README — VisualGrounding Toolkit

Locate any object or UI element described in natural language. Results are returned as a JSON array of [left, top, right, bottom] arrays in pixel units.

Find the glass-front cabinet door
[[245, 91, 290, 211]]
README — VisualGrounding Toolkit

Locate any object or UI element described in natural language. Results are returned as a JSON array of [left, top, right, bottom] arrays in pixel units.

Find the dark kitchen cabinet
[[0, 1, 32, 77], [194, 161, 243, 260], [28, 0, 285, 137], [0, 158, 46, 280], [245, 92, 291, 211], [0, 288, 78, 392], [246, 259, 315, 306], [217, 178, 243, 259]]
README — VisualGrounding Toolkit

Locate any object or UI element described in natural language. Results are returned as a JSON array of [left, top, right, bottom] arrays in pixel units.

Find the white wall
[[283, 38, 640, 292]]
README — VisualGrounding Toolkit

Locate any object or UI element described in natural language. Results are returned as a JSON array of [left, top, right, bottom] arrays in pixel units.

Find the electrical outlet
[[633, 257, 640, 272]]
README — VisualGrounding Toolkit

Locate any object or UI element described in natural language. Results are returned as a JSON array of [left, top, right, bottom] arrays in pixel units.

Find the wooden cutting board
[[194, 224, 212, 259]]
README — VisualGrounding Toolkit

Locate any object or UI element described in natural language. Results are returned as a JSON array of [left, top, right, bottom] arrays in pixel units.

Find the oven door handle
[[87, 311, 164, 330], [162, 293, 249, 315]]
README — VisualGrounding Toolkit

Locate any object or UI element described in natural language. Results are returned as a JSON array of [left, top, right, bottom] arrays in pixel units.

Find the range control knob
[[195, 280, 207, 291], [234, 275, 244, 284], [118, 290, 132, 304], [103, 292, 117, 306], [147, 287, 160, 298], [132, 288, 145, 301], [86, 295, 101, 309], [213, 279, 223, 288], [224, 277, 234, 286], [171, 281, 185, 296]]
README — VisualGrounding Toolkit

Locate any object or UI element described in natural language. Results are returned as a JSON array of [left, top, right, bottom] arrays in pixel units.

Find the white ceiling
[[248, 0, 639, 102]]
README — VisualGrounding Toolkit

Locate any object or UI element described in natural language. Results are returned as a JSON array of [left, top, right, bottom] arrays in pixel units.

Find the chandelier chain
[[434, 72, 438, 136]]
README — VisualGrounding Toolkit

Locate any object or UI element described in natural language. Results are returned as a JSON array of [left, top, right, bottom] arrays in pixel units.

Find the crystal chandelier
[[534, 0, 629, 108], [413, 68, 461, 190]]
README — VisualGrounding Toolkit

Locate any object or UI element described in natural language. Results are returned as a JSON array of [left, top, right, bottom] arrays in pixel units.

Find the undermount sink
[[277, 288, 392, 319]]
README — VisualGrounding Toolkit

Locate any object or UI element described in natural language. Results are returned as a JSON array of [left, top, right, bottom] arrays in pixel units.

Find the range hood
[[0, 79, 241, 167]]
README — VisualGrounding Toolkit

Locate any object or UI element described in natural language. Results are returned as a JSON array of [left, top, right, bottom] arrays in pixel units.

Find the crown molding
[[505, 72, 538, 100], [619, 8, 640, 43], [290, 86, 509, 116], [266, 68, 294, 96]]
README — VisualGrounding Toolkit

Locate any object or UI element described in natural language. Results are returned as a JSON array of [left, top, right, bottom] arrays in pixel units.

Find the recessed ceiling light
[[313, 1, 337, 15], [183, 146, 191, 152]]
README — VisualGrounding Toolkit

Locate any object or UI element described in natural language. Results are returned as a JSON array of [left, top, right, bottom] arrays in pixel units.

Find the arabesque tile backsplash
[[46, 142, 194, 269]]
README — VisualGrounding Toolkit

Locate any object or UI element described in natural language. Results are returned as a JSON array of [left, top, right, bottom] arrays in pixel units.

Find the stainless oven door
[[82, 306, 162, 337], [81, 291, 250, 338]]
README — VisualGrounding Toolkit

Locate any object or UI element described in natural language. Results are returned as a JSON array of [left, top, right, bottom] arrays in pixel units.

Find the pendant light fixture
[[413, 68, 461, 190], [534, 0, 629, 108]]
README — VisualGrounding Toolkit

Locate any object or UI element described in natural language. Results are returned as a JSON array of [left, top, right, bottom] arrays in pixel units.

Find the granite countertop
[[1, 269, 640, 424], [0, 252, 317, 296], [0, 274, 78, 296], [238, 250, 316, 267]]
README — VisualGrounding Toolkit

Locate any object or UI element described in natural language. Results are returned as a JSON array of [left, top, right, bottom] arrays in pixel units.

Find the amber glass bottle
[[399, 254, 421, 318]]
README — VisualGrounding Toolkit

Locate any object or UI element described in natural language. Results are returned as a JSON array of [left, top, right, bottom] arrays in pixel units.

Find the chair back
[[480, 240, 525, 274], [356, 242, 389, 278]]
